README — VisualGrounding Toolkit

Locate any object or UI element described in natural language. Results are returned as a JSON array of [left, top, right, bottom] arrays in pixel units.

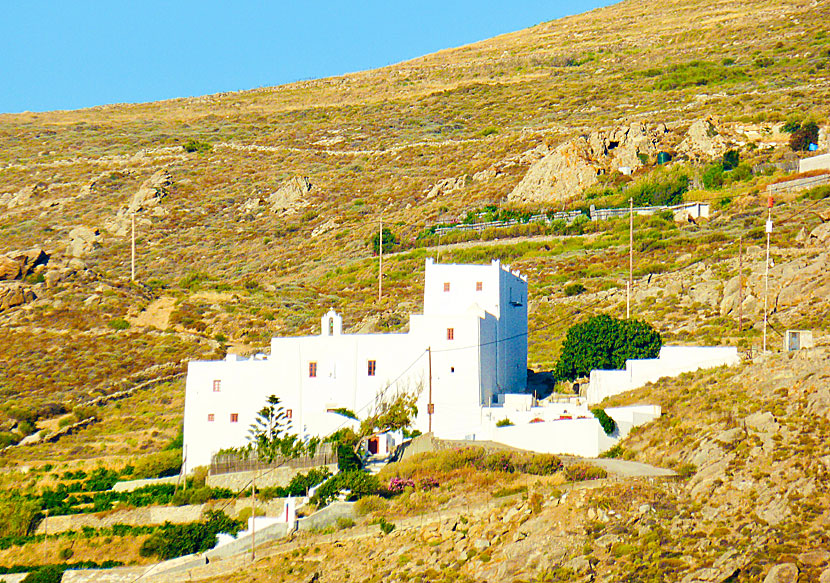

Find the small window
[[309, 362, 317, 378], [367, 360, 377, 376], [212, 380, 221, 392], [286, 409, 293, 419], [475, 281, 483, 291], [447, 328, 454, 340], [450, 366, 455, 373], [207, 413, 215, 422], [443, 282, 450, 292], [328, 318, 334, 336], [230, 413, 239, 423]]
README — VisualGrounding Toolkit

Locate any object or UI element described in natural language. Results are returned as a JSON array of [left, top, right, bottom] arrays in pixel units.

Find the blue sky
[[0, 1, 613, 114]]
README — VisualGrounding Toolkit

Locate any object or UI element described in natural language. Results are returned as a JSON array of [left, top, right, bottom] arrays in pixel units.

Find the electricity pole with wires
[[738, 236, 744, 332], [627, 197, 633, 319], [131, 213, 136, 282], [763, 194, 773, 352], [378, 218, 383, 301]]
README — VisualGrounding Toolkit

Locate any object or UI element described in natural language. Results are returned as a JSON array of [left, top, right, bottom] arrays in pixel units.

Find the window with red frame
[[212, 380, 221, 392], [207, 413, 215, 422], [230, 413, 239, 423], [309, 362, 317, 377], [475, 281, 483, 291], [443, 282, 450, 292], [368, 360, 376, 376], [447, 328, 454, 340]]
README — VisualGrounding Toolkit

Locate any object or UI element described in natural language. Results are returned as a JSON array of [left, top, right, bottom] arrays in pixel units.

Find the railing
[[209, 443, 336, 476], [589, 201, 708, 221], [432, 210, 583, 236]]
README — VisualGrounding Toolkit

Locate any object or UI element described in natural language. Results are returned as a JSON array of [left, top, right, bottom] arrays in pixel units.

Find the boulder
[[508, 137, 601, 204], [808, 222, 830, 247], [744, 411, 779, 434], [311, 218, 340, 238], [0, 255, 21, 280], [67, 226, 101, 257], [798, 550, 829, 567], [270, 176, 312, 214], [821, 567, 830, 583], [763, 563, 798, 583]]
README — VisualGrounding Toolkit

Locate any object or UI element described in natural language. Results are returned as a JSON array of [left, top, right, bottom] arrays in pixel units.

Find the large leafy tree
[[554, 314, 661, 381]]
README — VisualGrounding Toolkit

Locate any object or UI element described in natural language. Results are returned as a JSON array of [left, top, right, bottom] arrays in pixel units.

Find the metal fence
[[209, 443, 336, 475]]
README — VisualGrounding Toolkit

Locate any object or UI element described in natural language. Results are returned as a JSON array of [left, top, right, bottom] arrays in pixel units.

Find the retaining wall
[[36, 498, 290, 535], [206, 464, 337, 491]]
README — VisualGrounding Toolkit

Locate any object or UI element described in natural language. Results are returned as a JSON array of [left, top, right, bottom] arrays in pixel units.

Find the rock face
[[68, 226, 101, 257], [270, 176, 312, 214], [508, 137, 601, 204], [677, 117, 729, 159], [0, 255, 21, 281], [508, 122, 669, 204]]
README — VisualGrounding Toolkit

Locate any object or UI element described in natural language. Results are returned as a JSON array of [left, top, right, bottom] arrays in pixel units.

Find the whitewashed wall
[[587, 346, 740, 405]]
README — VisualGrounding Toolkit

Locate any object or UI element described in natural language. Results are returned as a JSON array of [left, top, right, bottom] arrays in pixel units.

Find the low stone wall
[[112, 475, 180, 492], [35, 498, 291, 535], [297, 501, 355, 532], [206, 464, 337, 491]]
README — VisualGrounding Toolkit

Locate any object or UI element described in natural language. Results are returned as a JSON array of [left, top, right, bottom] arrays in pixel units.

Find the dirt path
[[129, 295, 176, 330]]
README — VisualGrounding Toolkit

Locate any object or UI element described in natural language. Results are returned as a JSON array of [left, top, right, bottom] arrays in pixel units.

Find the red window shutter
[[447, 328, 454, 340], [476, 281, 483, 291], [230, 413, 238, 423], [443, 282, 450, 292], [212, 380, 221, 392], [309, 362, 317, 377], [207, 414, 215, 422], [368, 360, 376, 376]]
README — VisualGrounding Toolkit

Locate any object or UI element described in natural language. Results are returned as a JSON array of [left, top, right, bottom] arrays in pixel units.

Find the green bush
[[564, 283, 586, 297], [564, 462, 607, 482], [628, 169, 688, 206], [139, 511, 242, 560], [182, 139, 212, 154], [515, 454, 563, 475], [337, 444, 362, 473], [554, 314, 662, 381], [133, 450, 182, 479], [310, 471, 380, 507], [590, 408, 617, 435], [21, 566, 65, 583], [701, 163, 724, 189], [108, 318, 130, 331], [495, 418, 514, 427], [799, 185, 830, 200], [369, 228, 397, 255]]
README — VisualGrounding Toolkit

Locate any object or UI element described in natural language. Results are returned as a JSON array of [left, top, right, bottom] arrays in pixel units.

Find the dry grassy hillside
[[0, 0, 827, 498]]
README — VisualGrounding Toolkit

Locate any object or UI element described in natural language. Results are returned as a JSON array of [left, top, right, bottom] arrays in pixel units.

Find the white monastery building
[[183, 259, 528, 469]]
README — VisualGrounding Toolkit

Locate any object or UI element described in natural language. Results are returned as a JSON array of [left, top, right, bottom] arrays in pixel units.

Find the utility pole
[[251, 470, 256, 561], [378, 218, 383, 301], [763, 194, 773, 352], [131, 213, 136, 282], [427, 347, 433, 433], [738, 236, 743, 332], [627, 198, 633, 319]]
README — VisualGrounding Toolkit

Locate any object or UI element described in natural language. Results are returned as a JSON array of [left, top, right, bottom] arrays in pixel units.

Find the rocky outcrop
[[105, 169, 172, 236], [270, 176, 312, 214], [68, 226, 101, 257], [0, 183, 47, 209], [426, 176, 467, 199], [0, 247, 50, 281], [508, 137, 601, 204], [128, 169, 172, 214], [311, 218, 340, 238], [677, 117, 729, 159], [807, 222, 830, 247], [508, 122, 670, 204], [0, 282, 36, 312]]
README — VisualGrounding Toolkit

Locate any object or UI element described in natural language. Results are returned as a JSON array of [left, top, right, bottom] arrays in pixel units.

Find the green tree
[[248, 395, 302, 463], [554, 314, 662, 381], [722, 149, 740, 171], [370, 228, 397, 255], [790, 122, 820, 151]]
